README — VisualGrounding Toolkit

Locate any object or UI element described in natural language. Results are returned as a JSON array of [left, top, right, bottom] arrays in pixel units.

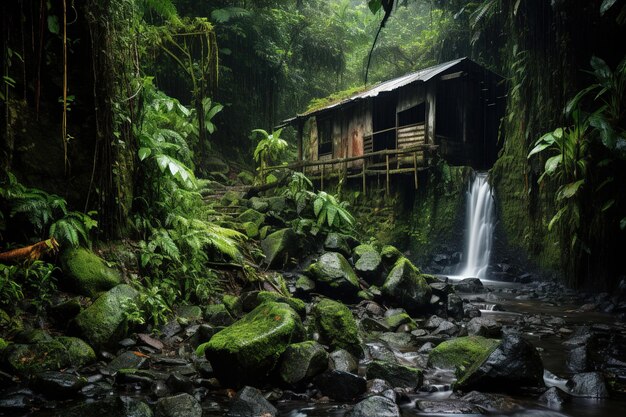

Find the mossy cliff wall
[[341, 164, 471, 268]]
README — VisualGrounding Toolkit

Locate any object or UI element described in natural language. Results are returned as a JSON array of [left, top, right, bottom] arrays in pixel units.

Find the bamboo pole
[[321, 163, 324, 191], [385, 154, 390, 196], [362, 159, 366, 196], [413, 151, 418, 190]]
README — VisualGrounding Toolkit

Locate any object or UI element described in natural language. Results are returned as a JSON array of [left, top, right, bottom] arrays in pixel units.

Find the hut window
[[397, 102, 425, 127], [318, 117, 332, 155]]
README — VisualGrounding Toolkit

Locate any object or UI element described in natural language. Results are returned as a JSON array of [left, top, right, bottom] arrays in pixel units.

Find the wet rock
[[58, 336, 97, 368], [313, 370, 367, 401], [367, 378, 393, 395], [382, 258, 432, 312], [380, 245, 402, 266], [204, 303, 235, 327], [466, 317, 502, 338], [108, 351, 148, 372], [347, 395, 400, 417], [32, 371, 87, 399], [455, 278, 484, 293], [424, 315, 444, 329], [378, 332, 415, 349], [366, 360, 423, 389], [155, 393, 202, 417], [428, 336, 499, 372], [418, 342, 435, 354], [151, 380, 170, 398], [432, 320, 459, 336], [353, 245, 383, 284], [166, 373, 193, 394], [313, 298, 363, 358], [566, 372, 609, 398], [360, 317, 390, 332], [201, 302, 303, 387], [226, 386, 277, 417], [240, 291, 306, 318], [456, 334, 544, 393], [73, 284, 139, 348], [447, 293, 464, 318], [138, 333, 164, 351], [81, 381, 114, 398], [324, 233, 351, 257], [261, 228, 297, 268], [538, 386, 570, 407], [278, 341, 328, 385], [307, 252, 360, 299], [417, 399, 485, 414], [329, 349, 358, 373], [464, 304, 482, 318], [61, 248, 121, 297], [566, 345, 590, 373], [460, 391, 519, 412], [384, 312, 417, 331], [50, 298, 82, 322], [367, 343, 397, 362], [295, 275, 316, 296], [0, 393, 33, 412], [3, 340, 72, 375]]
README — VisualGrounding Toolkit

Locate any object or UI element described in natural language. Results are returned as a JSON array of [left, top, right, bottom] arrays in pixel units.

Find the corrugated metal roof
[[280, 57, 469, 126]]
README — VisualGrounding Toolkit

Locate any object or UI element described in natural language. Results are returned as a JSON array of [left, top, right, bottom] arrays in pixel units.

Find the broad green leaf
[[326, 205, 337, 226], [544, 154, 562, 175], [548, 207, 566, 231], [138, 147, 151, 161], [601, 199, 615, 212], [558, 180, 584, 200], [313, 197, 323, 216], [527, 142, 551, 159], [601, 0, 618, 15], [47, 15, 60, 35], [368, 0, 382, 14]]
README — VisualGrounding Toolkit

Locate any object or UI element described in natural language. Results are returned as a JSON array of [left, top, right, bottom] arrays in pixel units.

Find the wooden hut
[[281, 57, 505, 178]]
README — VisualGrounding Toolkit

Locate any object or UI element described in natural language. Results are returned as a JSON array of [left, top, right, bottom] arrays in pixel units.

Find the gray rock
[[354, 248, 383, 284], [314, 370, 367, 401], [432, 320, 459, 336], [382, 258, 432, 312], [324, 233, 351, 257], [424, 315, 444, 329], [447, 293, 464, 318], [566, 372, 609, 398], [538, 386, 570, 407], [279, 341, 328, 385], [226, 386, 277, 417], [32, 371, 87, 399], [366, 360, 423, 389], [329, 349, 358, 373], [108, 351, 148, 372], [155, 393, 202, 417], [455, 278, 484, 293], [456, 334, 544, 393], [347, 395, 400, 417], [467, 317, 501, 337], [566, 345, 590, 373], [418, 399, 485, 414], [307, 253, 360, 299], [261, 228, 297, 268]]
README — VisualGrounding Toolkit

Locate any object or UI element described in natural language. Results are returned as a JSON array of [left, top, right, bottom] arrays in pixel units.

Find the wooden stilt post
[[362, 159, 366, 196], [321, 163, 324, 191], [413, 151, 418, 190], [385, 154, 390, 196]]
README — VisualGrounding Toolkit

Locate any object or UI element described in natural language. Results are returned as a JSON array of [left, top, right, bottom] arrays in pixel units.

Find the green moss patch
[[202, 301, 304, 387], [428, 336, 499, 376], [313, 298, 362, 358], [61, 248, 121, 297]]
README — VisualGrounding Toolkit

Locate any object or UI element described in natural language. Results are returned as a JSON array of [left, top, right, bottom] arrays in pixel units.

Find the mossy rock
[[261, 228, 297, 268], [366, 360, 423, 389], [354, 249, 383, 285], [204, 303, 235, 326], [254, 291, 306, 318], [241, 221, 259, 238], [61, 248, 121, 297], [222, 294, 243, 318], [3, 340, 70, 375], [313, 298, 362, 358], [382, 258, 431, 312], [237, 171, 255, 185], [380, 245, 403, 266], [237, 209, 266, 227], [73, 284, 139, 349], [323, 233, 351, 257], [307, 252, 360, 300], [57, 336, 96, 368], [428, 336, 499, 375], [249, 197, 270, 212], [279, 341, 328, 386], [384, 312, 417, 331], [176, 305, 203, 321], [201, 302, 304, 387], [295, 275, 316, 296]]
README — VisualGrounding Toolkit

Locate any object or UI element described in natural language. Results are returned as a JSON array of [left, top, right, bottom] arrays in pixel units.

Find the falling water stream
[[457, 172, 495, 279]]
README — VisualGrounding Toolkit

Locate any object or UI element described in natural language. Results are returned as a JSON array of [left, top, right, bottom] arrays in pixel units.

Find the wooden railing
[[260, 143, 438, 195]]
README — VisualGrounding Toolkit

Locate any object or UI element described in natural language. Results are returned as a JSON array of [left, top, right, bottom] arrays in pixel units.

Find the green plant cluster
[[0, 261, 58, 315]]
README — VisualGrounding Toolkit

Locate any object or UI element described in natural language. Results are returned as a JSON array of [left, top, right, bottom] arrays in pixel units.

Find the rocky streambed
[[1, 241, 626, 417]]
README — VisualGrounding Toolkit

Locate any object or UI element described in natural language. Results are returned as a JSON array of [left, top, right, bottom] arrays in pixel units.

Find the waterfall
[[457, 172, 495, 279]]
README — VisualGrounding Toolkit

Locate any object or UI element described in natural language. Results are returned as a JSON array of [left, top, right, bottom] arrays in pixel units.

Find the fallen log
[[0, 238, 60, 263]]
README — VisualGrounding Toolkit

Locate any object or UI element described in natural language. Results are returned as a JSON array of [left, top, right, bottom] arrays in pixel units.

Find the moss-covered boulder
[[241, 291, 306, 318], [261, 228, 297, 268], [382, 258, 432, 312], [222, 294, 243, 318], [56, 337, 96, 368], [352, 244, 383, 284], [60, 248, 121, 297], [324, 233, 351, 257], [380, 245, 402, 266], [384, 312, 417, 331], [428, 336, 499, 375], [307, 252, 360, 299], [73, 284, 139, 349], [366, 360, 423, 389], [278, 341, 328, 386], [202, 302, 304, 387], [204, 303, 235, 326], [237, 208, 266, 226], [455, 334, 545, 393], [313, 298, 362, 358]]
